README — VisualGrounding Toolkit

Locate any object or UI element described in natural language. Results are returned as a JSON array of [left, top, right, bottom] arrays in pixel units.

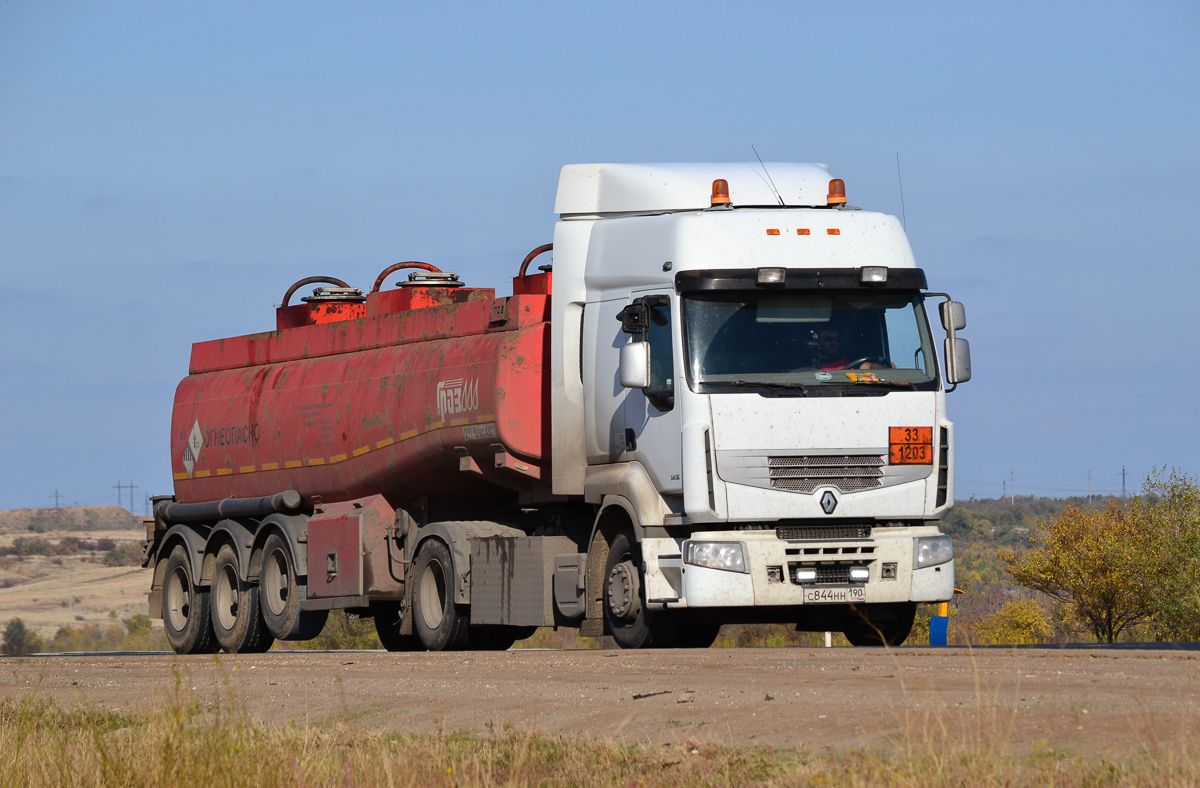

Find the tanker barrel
[[156, 490, 303, 524]]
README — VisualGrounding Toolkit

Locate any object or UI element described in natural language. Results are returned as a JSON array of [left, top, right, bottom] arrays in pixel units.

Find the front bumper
[[642, 525, 954, 609]]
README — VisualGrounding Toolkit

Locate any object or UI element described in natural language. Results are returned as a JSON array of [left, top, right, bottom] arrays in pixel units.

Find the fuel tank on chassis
[[169, 297, 549, 506]]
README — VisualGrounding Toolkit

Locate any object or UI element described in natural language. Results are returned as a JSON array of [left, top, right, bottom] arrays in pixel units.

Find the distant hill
[[0, 506, 143, 534]]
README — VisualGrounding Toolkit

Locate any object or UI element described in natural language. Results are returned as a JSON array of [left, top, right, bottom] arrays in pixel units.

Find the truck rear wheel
[[162, 545, 218, 654], [412, 538, 470, 651], [211, 544, 274, 653], [259, 532, 328, 641], [372, 605, 422, 652], [604, 530, 680, 649], [843, 602, 917, 646]]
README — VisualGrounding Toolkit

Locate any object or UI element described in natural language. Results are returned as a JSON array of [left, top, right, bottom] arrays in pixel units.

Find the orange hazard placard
[[889, 426, 933, 465]]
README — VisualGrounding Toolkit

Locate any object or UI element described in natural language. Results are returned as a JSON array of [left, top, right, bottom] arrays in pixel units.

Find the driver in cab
[[816, 328, 891, 371]]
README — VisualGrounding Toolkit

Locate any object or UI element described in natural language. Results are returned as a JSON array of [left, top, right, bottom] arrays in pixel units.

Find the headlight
[[685, 541, 748, 573], [793, 567, 817, 582], [914, 535, 953, 569], [848, 566, 870, 583]]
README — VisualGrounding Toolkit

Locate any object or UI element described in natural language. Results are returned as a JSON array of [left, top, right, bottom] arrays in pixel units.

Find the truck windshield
[[682, 290, 938, 391]]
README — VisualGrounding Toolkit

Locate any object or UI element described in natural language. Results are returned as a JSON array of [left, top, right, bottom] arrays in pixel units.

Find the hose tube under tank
[[156, 490, 303, 524]]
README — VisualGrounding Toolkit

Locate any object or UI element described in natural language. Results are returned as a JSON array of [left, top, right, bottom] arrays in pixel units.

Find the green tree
[[3, 618, 44, 654], [1000, 500, 1151, 643], [1137, 469, 1200, 640]]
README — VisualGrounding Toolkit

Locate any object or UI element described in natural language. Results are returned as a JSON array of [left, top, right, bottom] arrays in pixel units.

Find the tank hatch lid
[[554, 162, 835, 215]]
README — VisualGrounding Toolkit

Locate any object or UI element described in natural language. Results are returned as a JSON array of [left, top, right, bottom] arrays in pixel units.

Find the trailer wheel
[[372, 605, 422, 652], [842, 602, 917, 646], [162, 545, 218, 654], [412, 538, 470, 651], [211, 544, 274, 653], [604, 530, 680, 649], [259, 533, 328, 641]]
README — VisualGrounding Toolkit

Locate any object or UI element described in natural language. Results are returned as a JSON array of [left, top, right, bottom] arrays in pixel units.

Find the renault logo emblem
[[820, 490, 838, 515]]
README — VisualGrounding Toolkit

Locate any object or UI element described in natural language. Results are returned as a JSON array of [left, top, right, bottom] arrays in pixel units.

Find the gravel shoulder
[[4, 647, 1199, 753]]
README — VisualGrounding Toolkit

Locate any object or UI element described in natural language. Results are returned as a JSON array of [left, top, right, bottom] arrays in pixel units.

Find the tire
[[211, 544, 274, 654], [843, 602, 917, 646], [676, 617, 722, 649], [259, 532, 328, 641], [468, 625, 537, 651], [161, 545, 218, 654], [604, 530, 680, 649], [412, 538, 471, 651], [372, 605, 422, 652]]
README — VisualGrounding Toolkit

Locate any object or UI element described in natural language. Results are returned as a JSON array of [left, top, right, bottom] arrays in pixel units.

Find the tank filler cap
[[300, 286, 366, 303], [400, 271, 463, 288]]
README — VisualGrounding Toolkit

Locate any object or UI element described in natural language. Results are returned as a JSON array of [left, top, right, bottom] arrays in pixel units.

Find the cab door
[[621, 290, 683, 494]]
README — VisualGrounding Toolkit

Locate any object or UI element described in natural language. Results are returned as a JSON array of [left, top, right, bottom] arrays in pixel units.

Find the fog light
[[860, 266, 888, 285], [685, 541, 748, 573], [793, 567, 817, 583], [849, 566, 870, 583]]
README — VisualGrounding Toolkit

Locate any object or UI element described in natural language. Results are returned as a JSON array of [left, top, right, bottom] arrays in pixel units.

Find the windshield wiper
[[726, 380, 809, 396]]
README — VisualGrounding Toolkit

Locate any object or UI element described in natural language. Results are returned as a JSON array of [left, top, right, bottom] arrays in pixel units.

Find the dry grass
[[3, 673, 1199, 788]]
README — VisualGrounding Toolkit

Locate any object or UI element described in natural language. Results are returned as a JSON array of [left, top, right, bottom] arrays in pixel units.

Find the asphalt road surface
[[4, 647, 1199, 753]]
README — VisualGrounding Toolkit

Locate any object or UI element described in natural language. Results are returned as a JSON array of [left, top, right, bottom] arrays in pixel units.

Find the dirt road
[[4, 647, 1199, 753]]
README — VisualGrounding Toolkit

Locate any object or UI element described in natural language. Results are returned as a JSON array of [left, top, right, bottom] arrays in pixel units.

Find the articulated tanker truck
[[145, 163, 972, 653]]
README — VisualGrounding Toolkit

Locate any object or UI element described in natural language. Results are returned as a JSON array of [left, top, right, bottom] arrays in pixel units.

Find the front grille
[[767, 455, 884, 493], [776, 524, 872, 541], [789, 563, 867, 585]]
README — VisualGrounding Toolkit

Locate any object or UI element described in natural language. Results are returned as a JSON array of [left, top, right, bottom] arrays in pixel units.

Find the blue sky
[[1, 2, 1197, 510]]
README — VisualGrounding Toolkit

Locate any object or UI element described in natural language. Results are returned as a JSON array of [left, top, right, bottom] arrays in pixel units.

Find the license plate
[[803, 587, 866, 604]]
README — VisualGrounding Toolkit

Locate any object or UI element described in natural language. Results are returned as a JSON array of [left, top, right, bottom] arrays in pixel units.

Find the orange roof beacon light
[[711, 179, 731, 206], [827, 178, 847, 205]]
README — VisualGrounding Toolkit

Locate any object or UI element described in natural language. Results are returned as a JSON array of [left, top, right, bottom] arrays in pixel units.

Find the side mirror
[[939, 301, 966, 332], [944, 337, 972, 384], [619, 342, 650, 389]]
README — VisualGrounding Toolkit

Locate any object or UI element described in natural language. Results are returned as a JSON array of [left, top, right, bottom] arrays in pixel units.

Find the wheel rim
[[166, 565, 191, 632], [607, 559, 641, 621], [419, 558, 447, 629], [215, 563, 239, 631], [263, 547, 289, 617]]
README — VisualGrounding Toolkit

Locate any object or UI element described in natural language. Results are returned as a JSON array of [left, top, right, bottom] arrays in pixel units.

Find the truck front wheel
[[842, 602, 917, 646], [211, 544, 274, 653], [412, 538, 470, 651], [604, 530, 680, 649], [162, 545, 218, 654]]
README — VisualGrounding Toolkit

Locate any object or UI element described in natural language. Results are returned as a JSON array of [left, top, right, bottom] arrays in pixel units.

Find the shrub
[[103, 542, 144, 567], [972, 599, 1054, 645], [3, 618, 44, 654]]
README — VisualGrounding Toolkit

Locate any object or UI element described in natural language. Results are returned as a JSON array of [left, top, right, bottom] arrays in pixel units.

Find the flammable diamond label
[[183, 420, 204, 478]]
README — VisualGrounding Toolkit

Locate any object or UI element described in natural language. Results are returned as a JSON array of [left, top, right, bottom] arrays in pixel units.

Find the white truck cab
[[547, 163, 970, 647]]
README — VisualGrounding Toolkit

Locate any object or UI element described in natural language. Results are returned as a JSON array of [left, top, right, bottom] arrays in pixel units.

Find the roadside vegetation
[[3, 614, 169, 654], [4, 469, 1198, 652], [3, 686, 1198, 787]]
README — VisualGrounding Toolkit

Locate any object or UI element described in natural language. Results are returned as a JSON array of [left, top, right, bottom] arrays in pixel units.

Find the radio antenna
[[752, 145, 785, 206], [895, 152, 907, 230]]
